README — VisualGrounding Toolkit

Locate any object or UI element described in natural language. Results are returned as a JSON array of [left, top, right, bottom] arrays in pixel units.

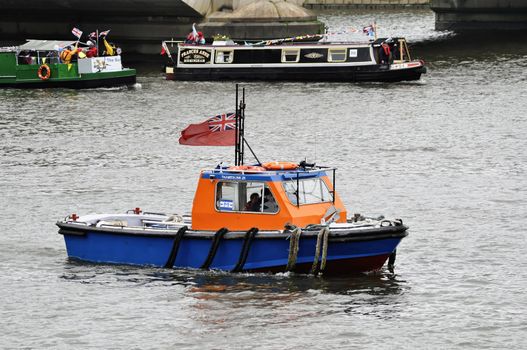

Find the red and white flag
[[179, 113, 236, 146], [71, 27, 83, 39], [99, 29, 111, 37]]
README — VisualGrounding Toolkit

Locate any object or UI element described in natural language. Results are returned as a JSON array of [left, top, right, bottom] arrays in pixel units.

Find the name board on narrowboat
[[180, 48, 211, 64]]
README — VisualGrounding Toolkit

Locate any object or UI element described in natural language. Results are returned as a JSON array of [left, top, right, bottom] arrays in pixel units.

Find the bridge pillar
[[430, 0, 527, 31]]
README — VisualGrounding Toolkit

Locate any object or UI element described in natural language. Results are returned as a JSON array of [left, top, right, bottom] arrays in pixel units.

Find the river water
[[1, 9, 526, 349]]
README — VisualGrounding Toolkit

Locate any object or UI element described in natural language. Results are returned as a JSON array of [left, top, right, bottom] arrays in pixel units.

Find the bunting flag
[[71, 27, 83, 39], [179, 113, 236, 146], [161, 42, 171, 58]]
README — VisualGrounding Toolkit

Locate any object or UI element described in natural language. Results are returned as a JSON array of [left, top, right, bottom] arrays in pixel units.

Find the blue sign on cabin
[[219, 199, 234, 211]]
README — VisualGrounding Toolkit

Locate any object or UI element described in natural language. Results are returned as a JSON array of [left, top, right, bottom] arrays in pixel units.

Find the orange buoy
[[228, 165, 266, 172], [262, 161, 298, 171], [37, 64, 51, 80]]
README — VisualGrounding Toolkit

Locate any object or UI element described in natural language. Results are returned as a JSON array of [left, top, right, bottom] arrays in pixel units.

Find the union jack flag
[[207, 113, 236, 132]]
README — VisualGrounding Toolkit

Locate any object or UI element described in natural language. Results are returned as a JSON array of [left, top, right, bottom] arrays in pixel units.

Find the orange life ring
[[262, 161, 298, 171], [228, 165, 266, 172], [37, 64, 51, 80]]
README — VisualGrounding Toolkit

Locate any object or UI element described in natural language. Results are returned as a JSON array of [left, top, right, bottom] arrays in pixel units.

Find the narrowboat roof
[[201, 166, 335, 182], [175, 37, 402, 48]]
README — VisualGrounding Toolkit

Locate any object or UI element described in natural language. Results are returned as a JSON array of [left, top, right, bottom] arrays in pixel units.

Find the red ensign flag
[[179, 112, 236, 146]]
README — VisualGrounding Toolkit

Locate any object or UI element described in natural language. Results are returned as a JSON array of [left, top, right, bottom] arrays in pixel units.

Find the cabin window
[[281, 49, 300, 63], [215, 181, 278, 213], [283, 178, 332, 205], [215, 50, 233, 63], [328, 48, 347, 62]]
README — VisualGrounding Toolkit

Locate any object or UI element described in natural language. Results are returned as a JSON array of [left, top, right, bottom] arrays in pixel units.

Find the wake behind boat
[[57, 86, 408, 276], [162, 34, 426, 83]]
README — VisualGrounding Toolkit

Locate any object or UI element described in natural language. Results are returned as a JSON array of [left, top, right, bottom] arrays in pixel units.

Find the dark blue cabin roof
[[201, 166, 333, 182]]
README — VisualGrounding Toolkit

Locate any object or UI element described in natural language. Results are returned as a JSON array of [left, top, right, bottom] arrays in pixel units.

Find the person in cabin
[[263, 188, 278, 212], [18, 51, 32, 64], [244, 193, 261, 212]]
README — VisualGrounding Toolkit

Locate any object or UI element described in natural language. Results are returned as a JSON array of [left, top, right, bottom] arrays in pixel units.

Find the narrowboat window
[[281, 49, 300, 63], [215, 181, 278, 213], [215, 50, 233, 63], [328, 48, 347, 62], [283, 178, 332, 205]]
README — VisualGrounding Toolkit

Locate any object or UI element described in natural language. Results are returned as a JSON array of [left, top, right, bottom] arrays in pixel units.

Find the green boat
[[0, 40, 136, 89]]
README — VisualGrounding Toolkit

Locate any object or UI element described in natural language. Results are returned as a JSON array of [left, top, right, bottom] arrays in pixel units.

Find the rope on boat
[[388, 249, 397, 272], [285, 227, 302, 272], [164, 226, 188, 268], [232, 227, 258, 273], [200, 227, 229, 270], [310, 227, 330, 276]]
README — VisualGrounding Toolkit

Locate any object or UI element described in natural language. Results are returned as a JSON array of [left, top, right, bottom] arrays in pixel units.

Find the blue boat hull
[[59, 223, 407, 275]]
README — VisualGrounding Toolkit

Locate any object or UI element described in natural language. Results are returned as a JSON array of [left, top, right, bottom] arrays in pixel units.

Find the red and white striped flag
[[99, 30, 111, 37], [71, 27, 83, 39]]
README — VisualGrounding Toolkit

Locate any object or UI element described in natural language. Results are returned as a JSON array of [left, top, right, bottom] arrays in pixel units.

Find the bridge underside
[[0, 0, 322, 55], [0, 0, 202, 54], [430, 0, 527, 31]]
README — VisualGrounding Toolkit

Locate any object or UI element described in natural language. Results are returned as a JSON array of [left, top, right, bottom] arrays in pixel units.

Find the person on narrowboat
[[244, 193, 261, 212], [85, 41, 98, 58], [380, 41, 392, 64], [184, 23, 205, 45]]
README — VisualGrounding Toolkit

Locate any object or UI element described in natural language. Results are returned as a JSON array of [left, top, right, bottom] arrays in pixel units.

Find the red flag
[[179, 113, 236, 146]]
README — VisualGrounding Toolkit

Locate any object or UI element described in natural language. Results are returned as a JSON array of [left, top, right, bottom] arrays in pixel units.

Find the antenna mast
[[234, 84, 246, 166]]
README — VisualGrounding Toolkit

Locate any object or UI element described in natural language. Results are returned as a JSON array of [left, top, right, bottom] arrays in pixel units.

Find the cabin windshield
[[283, 177, 332, 205], [215, 181, 278, 214]]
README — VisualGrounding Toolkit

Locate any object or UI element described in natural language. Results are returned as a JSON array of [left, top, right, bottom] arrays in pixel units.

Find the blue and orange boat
[[57, 87, 408, 275]]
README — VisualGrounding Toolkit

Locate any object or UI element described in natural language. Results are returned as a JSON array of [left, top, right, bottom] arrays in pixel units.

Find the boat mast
[[234, 84, 246, 166], [234, 84, 261, 166]]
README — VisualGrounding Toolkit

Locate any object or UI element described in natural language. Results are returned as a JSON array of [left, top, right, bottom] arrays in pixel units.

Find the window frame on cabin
[[327, 48, 347, 63], [281, 48, 300, 63], [214, 49, 234, 64], [282, 177, 333, 206], [215, 181, 279, 214]]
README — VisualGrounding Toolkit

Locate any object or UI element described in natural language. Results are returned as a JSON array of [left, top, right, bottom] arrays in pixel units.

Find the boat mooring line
[[200, 227, 229, 270], [163, 226, 188, 268], [232, 227, 259, 272], [311, 227, 330, 276], [285, 227, 302, 272], [388, 249, 397, 272]]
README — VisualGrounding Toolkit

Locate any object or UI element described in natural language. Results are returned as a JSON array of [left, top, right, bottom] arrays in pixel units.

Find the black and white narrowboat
[[163, 37, 426, 82]]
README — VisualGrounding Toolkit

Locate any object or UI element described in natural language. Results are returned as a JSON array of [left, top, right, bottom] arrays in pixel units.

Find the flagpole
[[240, 87, 245, 166], [235, 84, 240, 166]]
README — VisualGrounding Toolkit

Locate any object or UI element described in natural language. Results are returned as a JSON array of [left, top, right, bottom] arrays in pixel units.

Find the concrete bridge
[[0, 0, 322, 54], [430, 0, 527, 30]]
